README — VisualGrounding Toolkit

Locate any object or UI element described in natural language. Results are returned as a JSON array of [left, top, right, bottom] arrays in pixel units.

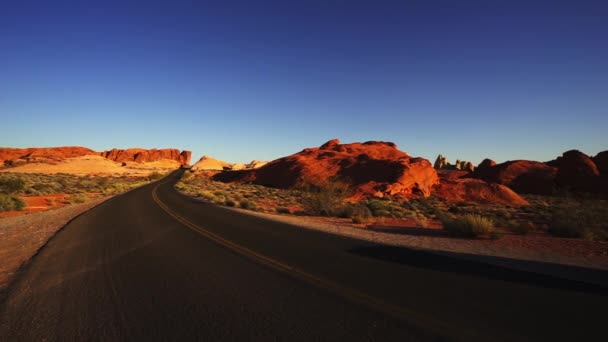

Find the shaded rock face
[[214, 139, 440, 199], [100, 148, 191, 166], [0, 147, 98, 166], [549, 150, 601, 193], [434, 171, 528, 206], [594, 151, 608, 176], [470, 150, 608, 196], [470, 160, 558, 195], [477, 159, 496, 171]]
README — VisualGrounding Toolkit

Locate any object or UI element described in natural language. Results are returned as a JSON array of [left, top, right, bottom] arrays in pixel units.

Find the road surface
[[1, 170, 606, 341]]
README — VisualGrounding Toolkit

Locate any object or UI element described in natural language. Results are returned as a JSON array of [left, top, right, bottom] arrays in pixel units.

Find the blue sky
[[1, 0, 606, 164]]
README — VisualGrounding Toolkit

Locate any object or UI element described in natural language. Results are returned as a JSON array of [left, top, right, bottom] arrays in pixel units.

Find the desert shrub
[[276, 207, 291, 214], [0, 176, 25, 194], [224, 199, 236, 207], [415, 214, 429, 228], [490, 231, 503, 240], [508, 221, 535, 235], [67, 193, 87, 204], [440, 213, 495, 237], [373, 209, 391, 217], [240, 200, 251, 209], [302, 180, 350, 216], [342, 203, 372, 223], [148, 172, 164, 181], [548, 201, 608, 241], [0, 194, 26, 211], [198, 190, 217, 202]]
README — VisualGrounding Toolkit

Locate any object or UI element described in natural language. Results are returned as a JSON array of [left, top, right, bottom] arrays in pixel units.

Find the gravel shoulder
[[0, 197, 111, 290]]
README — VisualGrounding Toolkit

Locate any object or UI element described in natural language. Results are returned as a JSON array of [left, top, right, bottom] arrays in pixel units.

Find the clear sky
[[1, 0, 606, 165]]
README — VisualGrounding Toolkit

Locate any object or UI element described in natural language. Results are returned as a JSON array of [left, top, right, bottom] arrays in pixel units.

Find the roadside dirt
[[0, 197, 111, 290]]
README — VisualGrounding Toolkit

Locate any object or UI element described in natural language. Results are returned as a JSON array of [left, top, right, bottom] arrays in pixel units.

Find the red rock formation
[[548, 150, 601, 193], [470, 160, 558, 195], [99, 148, 191, 165], [594, 151, 608, 176], [1, 147, 98, 166], [434, 171, 528, 206], [214, 139, 439, 199]]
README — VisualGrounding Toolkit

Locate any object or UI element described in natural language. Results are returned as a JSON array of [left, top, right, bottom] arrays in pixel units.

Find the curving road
[[1, 170, 606, 341]]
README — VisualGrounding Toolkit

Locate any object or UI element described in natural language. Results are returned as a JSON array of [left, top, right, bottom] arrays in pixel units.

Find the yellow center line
[[152, 179, 491, 342]]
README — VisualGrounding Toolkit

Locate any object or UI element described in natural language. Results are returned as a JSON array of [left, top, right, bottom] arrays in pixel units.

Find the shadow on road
[[349, 245, 608, 295]]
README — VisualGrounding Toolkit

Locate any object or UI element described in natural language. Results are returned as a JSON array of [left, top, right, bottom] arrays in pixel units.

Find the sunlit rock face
[[213, 139, 440, 200], [1, 147, 98, 166]]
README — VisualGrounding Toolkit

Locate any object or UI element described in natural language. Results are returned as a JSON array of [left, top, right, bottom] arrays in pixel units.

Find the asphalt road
[[1, 170, 606, 341]]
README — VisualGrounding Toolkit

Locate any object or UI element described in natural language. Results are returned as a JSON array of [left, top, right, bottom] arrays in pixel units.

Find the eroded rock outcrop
[[433, 155, 474, 172], [434, 154, 449, 169], [100, 148, 191, 166], [213, 139, 440, 199]]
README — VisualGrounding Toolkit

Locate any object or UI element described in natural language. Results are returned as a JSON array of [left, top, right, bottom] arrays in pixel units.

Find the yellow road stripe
[[152, 179, 492, 342]]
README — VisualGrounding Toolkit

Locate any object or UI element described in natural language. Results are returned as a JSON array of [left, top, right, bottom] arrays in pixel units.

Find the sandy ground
[[0, 197, 111, 290], [0, 155, 180, 176], [223, 206, 608, 272]]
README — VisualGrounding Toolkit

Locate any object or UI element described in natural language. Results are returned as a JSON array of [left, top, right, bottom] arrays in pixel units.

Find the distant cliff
[[99, 148, 191, 166], [1, 146, 192, 167]]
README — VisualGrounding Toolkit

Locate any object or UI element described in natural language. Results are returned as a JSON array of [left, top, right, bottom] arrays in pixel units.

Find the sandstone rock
[[549, 150, 600, 193], [434, 155, 474, 172], [213, 139, 439, 199], [100, 148, 191, 166], [246, 160, 268, 169], [191, 156, 231, 171], [477, 159, 496, 171], [320, 139, 340, 149], [434, 154, 448, 169], [191, 156, 268, 171], [470, 160, 557, 195], [0, 147, 98, 166], [594, 151, 608, 175], [434, 171, 528, 206]]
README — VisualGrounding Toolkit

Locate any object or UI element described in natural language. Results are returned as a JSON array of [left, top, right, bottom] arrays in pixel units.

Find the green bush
[[0, 194, 26, 211], [240, 200, 251, 209], [224, 199, 236, 207], [440, 213, 495, 237]]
